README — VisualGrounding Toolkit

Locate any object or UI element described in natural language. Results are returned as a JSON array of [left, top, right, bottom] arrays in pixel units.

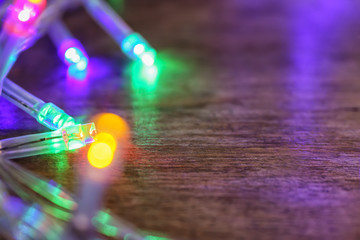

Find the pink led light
[[18, 8, 32, 22], [4, 0, 46, 36]]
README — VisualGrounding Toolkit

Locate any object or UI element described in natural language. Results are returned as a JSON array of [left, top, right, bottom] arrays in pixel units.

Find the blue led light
[[67, 64, 88, 81]]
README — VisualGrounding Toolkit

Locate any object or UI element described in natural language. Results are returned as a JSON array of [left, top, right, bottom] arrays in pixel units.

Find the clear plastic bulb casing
[[0, 123, 97, 159], [2, 79, 75, 130], [37, 103, 75, 130], [62, 123, 97, 150]]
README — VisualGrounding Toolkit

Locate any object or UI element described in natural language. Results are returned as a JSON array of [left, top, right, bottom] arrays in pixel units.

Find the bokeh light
[[88, 142, 114, 169], [28, 0, 45, 4], [18, 9, 31, 22], [92, 113, 130, 141], [133, 44, 145, 55], [87, 114, 130, 169], [95, 132, 117, 152]]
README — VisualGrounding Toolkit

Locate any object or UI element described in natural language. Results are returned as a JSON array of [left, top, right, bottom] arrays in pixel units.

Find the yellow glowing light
[[88, 113, 130, 169], [88, 142, 114, 169], [93, 113, 130, 140], [95, 133, 117, 152], [28, 0, 44, 4]]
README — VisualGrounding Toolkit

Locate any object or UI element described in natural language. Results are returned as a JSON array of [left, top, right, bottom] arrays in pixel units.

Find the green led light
[[133, 44, 145, 55], [141, 51, 156, 66], [129, 60, 159, 91], [37, 103, 75, 130], [121, 33, 156, 66]]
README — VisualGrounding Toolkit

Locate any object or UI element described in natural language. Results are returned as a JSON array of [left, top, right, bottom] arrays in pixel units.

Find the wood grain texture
[[2, 0, 360, 239]]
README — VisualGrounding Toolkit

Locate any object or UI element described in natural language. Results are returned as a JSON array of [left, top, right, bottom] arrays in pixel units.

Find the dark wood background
[[2, 0, 360, 239]]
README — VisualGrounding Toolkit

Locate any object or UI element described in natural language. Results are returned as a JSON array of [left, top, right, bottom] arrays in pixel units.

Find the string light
[[0, 116, 163, 239], [0, 1, 169, 239], [121, 33, 156, 66], [62, 123, 97, 150], [3, 0, 46, 36], [0, 0, 47, 93], [48, 20, 89, 72], [82, 0, 157, 66], [2, 79, 75, 130], [0, 123, 96, 159]]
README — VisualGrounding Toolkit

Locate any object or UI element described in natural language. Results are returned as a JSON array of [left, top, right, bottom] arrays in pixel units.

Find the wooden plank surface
[[2, 0, 360, 239]]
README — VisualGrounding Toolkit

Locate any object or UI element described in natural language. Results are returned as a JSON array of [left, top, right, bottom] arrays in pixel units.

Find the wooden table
[[2, 0, 360, 239]]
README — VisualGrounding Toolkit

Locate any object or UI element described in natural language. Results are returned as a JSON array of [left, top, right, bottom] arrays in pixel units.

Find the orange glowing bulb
[[93, 113, 130, 140], [88, 142, 114, 169], [87, 113, 130, 170]]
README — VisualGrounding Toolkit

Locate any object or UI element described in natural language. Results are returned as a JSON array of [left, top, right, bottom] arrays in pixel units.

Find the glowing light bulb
[[63, 47, 88, 71], [141, 53, 155, 66], [65, 48, 80, 63], [49, 21, 89, 77], [95, 133, 117, 152], [93, 113, 130, 140], [13, 0, 46, 21], [133, 44, 145, 55], [85, 114, 131, 170], [76, 59, 88, 71], [18, 9, 32, 22], [70, 114, 130, 237], [88, 142, 114, 169], [60, 42, 89, 71], [28, 0, 43, 3], [4, 0, 46, 36], [121, 33, 157, 66], [67, 65, 88, 81], [86, 113, 129, 172]]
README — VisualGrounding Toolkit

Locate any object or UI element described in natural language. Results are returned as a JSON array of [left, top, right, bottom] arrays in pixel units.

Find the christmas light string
[[0, 157, 151, 239], [0, 115, 157, 239], [82, 0, 157, 66], [0, 0, 168, 239], [2, 79, 76, 130], [48, 20, 89, 72], [0, 0, 47, 92], [0, 122, 96, 158], [38, 0, 158, 67]]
